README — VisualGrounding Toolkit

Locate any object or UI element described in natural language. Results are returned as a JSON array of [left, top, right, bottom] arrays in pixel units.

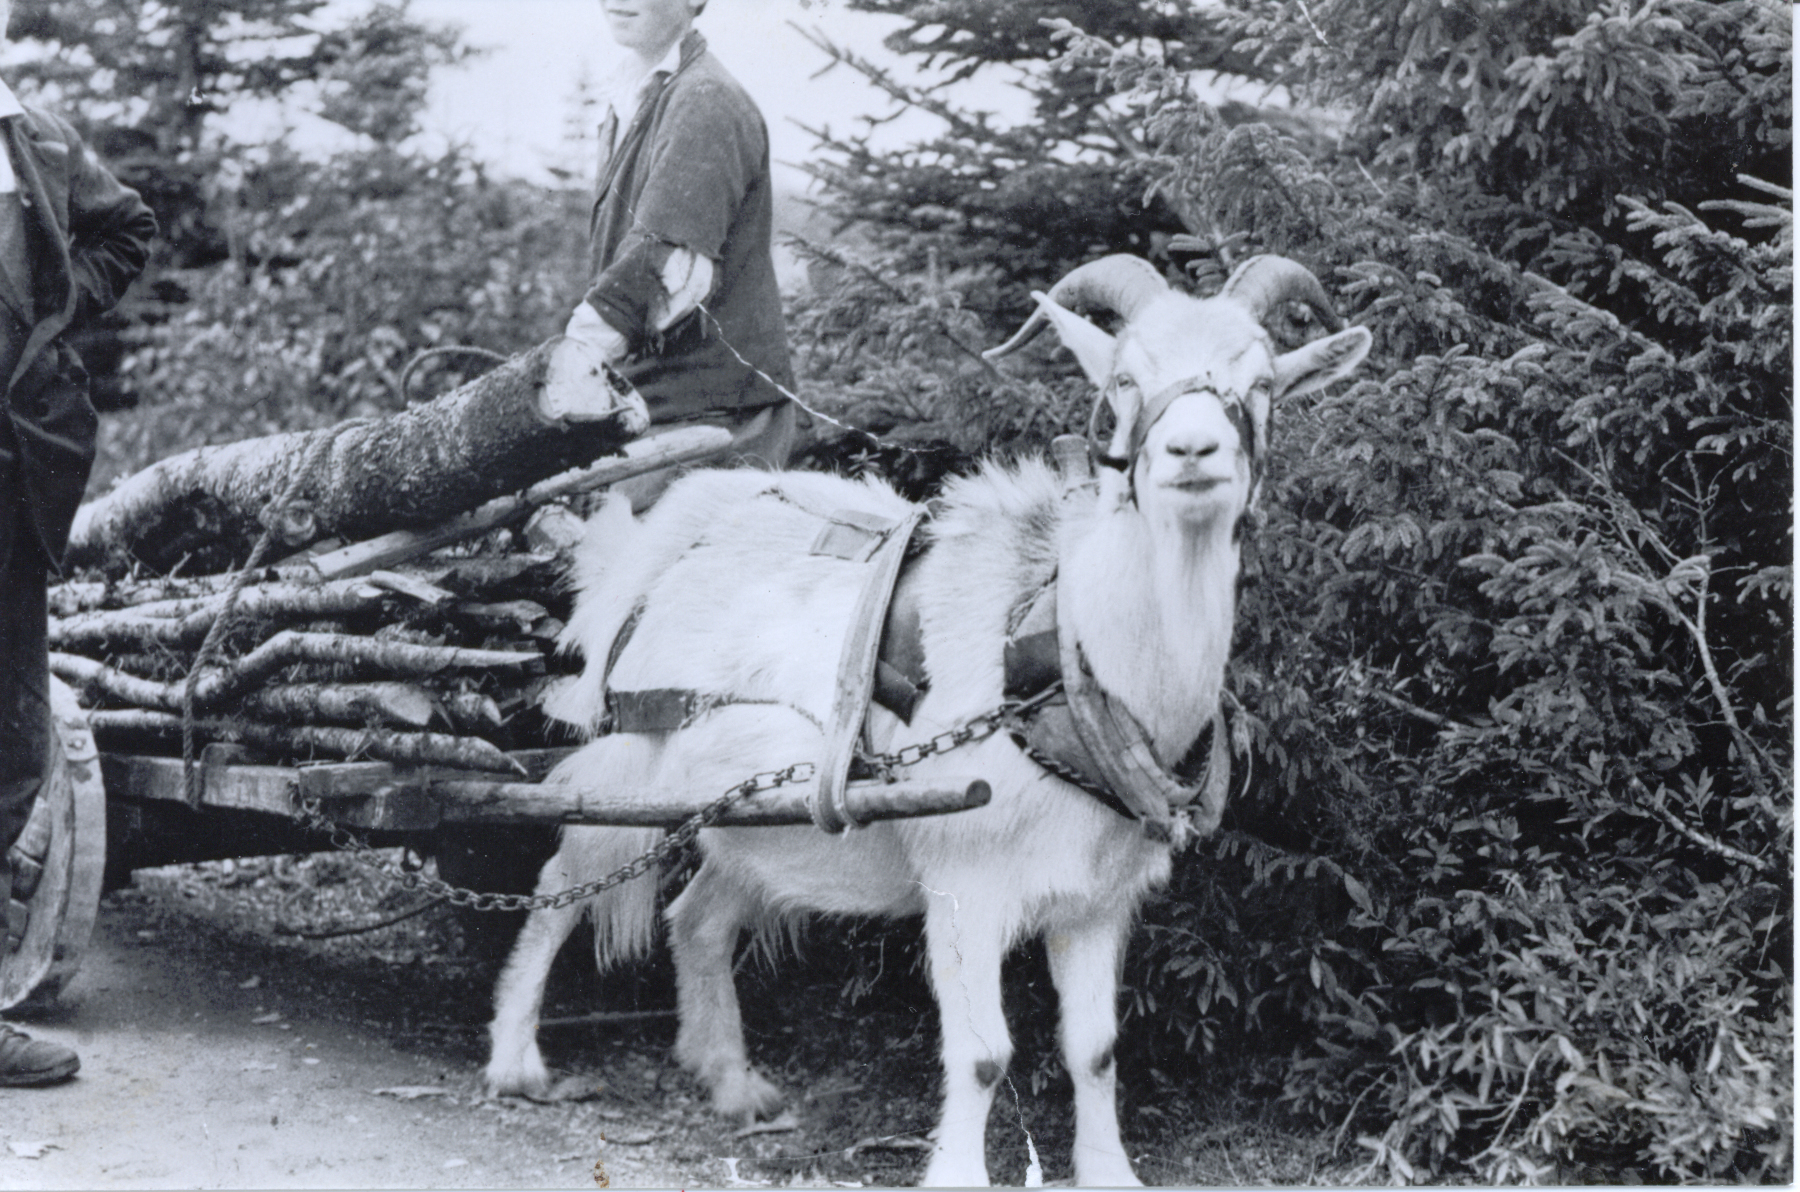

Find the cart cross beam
[[100, 752, 990, 830]]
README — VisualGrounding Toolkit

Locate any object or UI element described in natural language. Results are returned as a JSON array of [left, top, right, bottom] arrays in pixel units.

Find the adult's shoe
[[0, 1022, 78, 1086]]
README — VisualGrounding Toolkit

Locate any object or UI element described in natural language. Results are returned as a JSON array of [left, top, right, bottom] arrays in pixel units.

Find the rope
[[178, 419, 367, 805], [398, 345, 507, 404], [273, 895, 447, 940]]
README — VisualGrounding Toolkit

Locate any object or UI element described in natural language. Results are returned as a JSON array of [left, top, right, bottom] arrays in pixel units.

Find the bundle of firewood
[[49, 339, 732, 774], [50, 547, 570, 773]]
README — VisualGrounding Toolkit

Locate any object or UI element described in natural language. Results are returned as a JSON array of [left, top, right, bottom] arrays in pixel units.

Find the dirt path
[[0, 860, 1344, 1189], [0, 881, 750, 1190]]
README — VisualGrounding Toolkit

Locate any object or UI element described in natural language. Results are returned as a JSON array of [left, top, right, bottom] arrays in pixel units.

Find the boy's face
[[601, 0, 697, 56]]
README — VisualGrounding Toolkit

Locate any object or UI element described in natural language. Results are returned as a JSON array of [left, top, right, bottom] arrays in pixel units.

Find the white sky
[[410, 0, 1032, 191]]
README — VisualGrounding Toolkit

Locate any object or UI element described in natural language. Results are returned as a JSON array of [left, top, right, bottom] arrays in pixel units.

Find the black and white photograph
[[0, 0, 1788, 1186]]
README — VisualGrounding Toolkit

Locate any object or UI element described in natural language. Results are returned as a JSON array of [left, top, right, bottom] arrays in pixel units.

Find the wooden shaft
[[432, 775, 992, 827], [95, 752, 991, 832]]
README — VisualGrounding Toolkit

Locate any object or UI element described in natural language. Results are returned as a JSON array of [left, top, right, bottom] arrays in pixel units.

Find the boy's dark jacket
[[584, 31, 792, 421], [0, 106, 155, 571]]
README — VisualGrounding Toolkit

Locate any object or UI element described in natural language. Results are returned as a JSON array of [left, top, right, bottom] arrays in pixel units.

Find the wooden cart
[[11, 359, 992, 1009], [9, 675, 990, 1012]]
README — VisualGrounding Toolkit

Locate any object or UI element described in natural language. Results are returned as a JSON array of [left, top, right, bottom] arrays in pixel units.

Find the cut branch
[[53, 652, 451, 730], [299, 424, 732, 579], [52, 653, 170, 710], [183, 630, 542, 709], [88, 710, 524, 774], [48, 579, 389, 651], [48, 572, 280, 616], [239, 683, 437, 729]]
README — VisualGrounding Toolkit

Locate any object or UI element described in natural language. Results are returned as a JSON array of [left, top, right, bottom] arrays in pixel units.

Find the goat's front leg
[[1047, 907, 1141, 1187], [919, 886, 1011, 1188], [666, 857, 784, 1121]]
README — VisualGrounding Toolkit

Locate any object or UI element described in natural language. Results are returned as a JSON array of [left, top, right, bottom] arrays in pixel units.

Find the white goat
[[485, 255, 1372, 1187]]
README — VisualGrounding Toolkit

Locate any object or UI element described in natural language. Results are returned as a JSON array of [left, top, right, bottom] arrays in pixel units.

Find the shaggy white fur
[[485, 257, 1372, 1188]]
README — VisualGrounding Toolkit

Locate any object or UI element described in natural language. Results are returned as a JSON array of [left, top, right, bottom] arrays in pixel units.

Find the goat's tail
[[565, 825, 664, 970]]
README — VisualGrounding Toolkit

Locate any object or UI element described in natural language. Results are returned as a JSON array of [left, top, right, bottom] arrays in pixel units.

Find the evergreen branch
[[780, 233, 1013, 386], [791, 24, 996, 148], [1090, 109, 1150, 162]]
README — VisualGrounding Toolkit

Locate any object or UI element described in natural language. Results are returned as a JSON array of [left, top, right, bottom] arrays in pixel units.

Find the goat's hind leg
[[659, 706, 831, 1122], [666, 857, 785, 1122], [485, 822, 663, 1097], [485, 867, 584, 1097]]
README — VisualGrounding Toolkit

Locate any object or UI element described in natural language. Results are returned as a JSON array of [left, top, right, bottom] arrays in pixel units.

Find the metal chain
[[856, 685, 1063, 778], [291, 687, 1064, 914], [292, 761, 816, 914]]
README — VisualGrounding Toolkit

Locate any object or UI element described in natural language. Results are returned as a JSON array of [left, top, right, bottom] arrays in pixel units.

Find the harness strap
[[811, 505, 928, 832]]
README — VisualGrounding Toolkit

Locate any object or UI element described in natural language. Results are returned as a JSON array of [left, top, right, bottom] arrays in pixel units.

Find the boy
[[563, 0, 799, 499]]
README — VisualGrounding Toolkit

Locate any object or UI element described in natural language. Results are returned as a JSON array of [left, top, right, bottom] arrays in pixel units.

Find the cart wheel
[[0, 677, 107, 1011]]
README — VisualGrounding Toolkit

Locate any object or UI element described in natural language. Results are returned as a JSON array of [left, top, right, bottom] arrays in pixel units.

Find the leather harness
[[595, 482, 1230, 843], [870, 539, 1230, 843], [597, 399, 1242, 842]]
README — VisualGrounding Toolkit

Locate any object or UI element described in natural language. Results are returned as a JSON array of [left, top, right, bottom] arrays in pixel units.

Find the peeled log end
[[539, 337, 650, 435]]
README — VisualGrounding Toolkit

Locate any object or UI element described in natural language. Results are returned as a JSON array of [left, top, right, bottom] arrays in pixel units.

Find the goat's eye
[[1112, 376, 1139, 395]]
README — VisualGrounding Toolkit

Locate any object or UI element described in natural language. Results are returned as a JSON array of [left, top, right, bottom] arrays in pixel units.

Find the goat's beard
[[1061, 497, 1240, 765]]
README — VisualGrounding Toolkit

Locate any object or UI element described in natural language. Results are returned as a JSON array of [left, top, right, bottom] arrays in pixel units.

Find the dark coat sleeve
[[49, 113, 156, 324], [4, 109, 155, 570], [584, 74, 762, 346]]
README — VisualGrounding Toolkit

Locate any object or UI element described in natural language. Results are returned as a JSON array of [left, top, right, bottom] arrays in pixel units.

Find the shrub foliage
[[789, 0, 1790, 1181]]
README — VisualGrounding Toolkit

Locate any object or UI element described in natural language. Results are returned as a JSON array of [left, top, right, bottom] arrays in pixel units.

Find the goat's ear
[[1031, 293, 1117, 388], [1273, 325, 1373, 400]]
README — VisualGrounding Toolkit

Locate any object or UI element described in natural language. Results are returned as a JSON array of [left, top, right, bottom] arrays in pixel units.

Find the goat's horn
[[1222, 254, 1346, 334], [984, 255, 1169, 360]]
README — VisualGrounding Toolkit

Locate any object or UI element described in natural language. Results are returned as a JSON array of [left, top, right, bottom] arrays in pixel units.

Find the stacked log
[[52, 336, 735, 776]]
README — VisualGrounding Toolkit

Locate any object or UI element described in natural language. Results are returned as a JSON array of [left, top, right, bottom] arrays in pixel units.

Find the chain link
[[857, 685, 1063, 777]]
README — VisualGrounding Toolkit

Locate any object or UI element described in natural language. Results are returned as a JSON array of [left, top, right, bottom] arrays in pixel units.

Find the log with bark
[[66, 338, 649, 575], [46, 578, 392, 651]]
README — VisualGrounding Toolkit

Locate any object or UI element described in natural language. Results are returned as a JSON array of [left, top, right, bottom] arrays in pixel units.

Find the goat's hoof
[[1075, 1157, 1142, 1188], [710, 1064, 785, 1123], [483, 1054, 553, 1100]]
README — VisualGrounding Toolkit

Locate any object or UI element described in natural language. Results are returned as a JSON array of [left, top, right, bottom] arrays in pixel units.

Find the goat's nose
[[1163, 429, 1221, 459]]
